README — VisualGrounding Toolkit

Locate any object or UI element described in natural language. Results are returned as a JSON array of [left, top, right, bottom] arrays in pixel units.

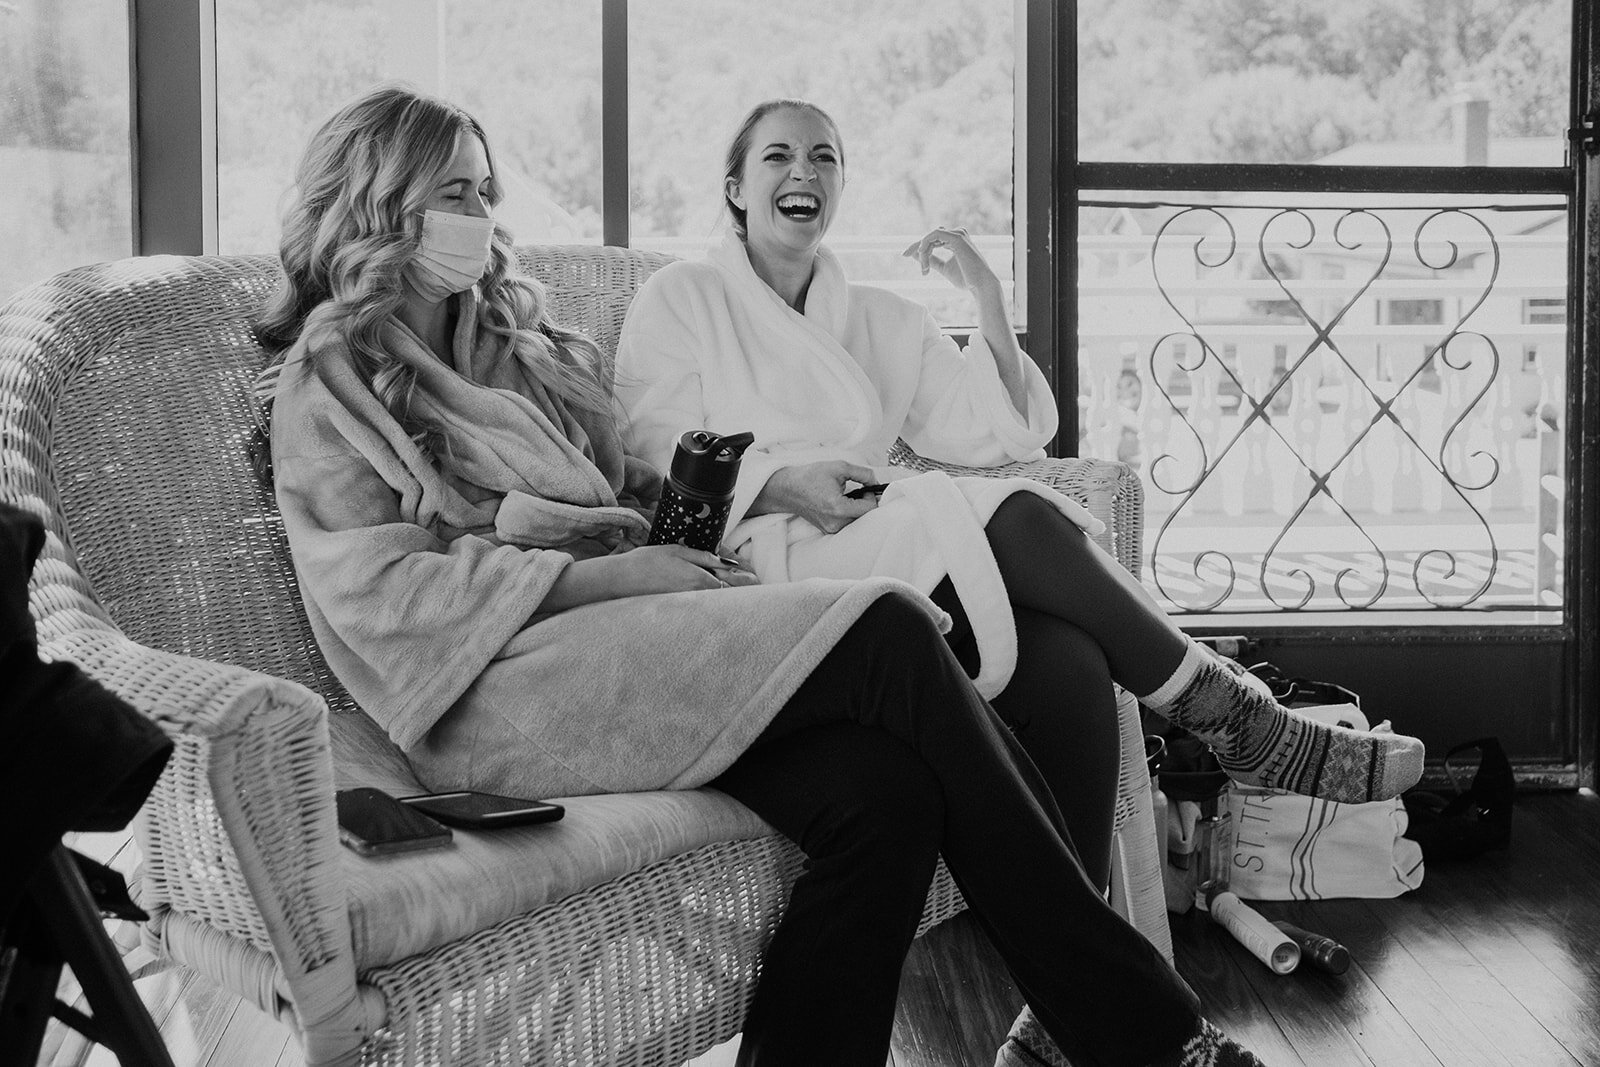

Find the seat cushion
[[342, 786, 774, 968]]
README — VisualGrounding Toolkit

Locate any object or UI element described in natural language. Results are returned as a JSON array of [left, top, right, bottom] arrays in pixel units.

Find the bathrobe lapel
[[706, 234, 883, 452], [308, 294, 650, 549]]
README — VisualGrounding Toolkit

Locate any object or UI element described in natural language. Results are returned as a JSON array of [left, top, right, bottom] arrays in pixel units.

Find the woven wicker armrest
[[2, 257, 373, 1060], [41, 624, 375, 1059], [885, 443, 1146, 578]]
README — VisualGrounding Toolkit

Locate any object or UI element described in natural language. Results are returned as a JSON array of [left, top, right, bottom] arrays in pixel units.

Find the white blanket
[[616, 234, 1102, 698]]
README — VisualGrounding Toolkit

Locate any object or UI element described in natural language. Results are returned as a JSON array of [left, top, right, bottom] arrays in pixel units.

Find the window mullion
[[132, 0, 217, 255], [601, 0, 629, 248], [1022, 0, 1069, 453], [1570, 0, 1600, 787]]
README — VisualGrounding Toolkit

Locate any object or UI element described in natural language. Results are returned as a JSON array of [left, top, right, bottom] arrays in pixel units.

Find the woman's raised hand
[[902, 226, 1002, 297], [755, 460, 880, 534], [904, 224, 1030, 416]]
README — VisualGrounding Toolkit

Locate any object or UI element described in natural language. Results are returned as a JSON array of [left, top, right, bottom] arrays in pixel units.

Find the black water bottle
[[646, 430, 755, 553]]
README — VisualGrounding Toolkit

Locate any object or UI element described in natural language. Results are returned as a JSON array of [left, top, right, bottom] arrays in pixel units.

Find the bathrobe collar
[[304, 290, 650, 545], [706, 232, 883, 446]]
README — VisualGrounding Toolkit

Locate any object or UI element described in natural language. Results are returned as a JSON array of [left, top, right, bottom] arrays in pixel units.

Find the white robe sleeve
[[898, 307, 1059, 466]]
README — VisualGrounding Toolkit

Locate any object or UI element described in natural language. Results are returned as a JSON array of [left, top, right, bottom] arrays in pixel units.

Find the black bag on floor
[[1402, 737, 1514, 862]]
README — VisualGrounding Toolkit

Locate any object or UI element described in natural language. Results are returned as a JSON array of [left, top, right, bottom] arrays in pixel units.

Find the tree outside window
[[0, 1, 131, 303]]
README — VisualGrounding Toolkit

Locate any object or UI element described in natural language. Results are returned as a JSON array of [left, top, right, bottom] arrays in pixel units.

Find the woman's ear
[[724, 176, 745, 210]]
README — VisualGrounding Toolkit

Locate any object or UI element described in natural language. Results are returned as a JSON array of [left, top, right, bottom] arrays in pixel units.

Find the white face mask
[[404, 210, 496, 302]]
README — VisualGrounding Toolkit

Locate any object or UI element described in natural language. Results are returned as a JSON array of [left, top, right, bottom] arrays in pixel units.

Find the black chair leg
[[0, 845, 173, 1067]]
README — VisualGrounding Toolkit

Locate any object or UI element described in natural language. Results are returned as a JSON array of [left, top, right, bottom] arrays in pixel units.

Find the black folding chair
[[1, 846, 174, 1067]]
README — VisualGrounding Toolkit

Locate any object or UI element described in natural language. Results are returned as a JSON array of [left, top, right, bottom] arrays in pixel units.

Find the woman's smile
[[776, 191, 822, 221]]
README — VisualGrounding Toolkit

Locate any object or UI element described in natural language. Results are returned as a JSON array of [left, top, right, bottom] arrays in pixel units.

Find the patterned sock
[[1141, 641, 1424, 804], [1161, 1018, 1270, 1067], [993, 1007, 1075, 1067]]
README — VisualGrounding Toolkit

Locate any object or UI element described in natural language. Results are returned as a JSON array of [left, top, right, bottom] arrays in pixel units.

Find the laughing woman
[[613, 98, 1425, 1065]]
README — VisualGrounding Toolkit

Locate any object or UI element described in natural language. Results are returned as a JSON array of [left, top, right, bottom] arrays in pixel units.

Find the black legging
[[982, 492, 1190, 695], [928, 489, 1181, 892], [711, 592, 1200, 1067], [931, 593, 1121, 891]]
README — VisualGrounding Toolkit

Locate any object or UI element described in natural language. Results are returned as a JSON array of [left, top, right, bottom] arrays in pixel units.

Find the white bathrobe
[[615, 234, 1102, 698]]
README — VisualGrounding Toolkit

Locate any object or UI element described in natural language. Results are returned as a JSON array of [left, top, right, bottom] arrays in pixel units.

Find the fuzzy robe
[[270, 290, 937, 797], [615, 234, 1103, 699]]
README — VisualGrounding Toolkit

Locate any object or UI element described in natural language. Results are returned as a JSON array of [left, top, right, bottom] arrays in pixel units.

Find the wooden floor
[[38, 791, 1600, 1067]]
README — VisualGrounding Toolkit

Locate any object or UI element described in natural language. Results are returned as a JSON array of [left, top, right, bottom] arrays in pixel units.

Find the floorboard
[[30, 792, 1600, 1067], [891, 910, 1021, 1067]]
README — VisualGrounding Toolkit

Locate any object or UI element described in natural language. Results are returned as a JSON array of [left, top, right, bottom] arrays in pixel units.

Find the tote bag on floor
[[1225, 704, 1425, 900]]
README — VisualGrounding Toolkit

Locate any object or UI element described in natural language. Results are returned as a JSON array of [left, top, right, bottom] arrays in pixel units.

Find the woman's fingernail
[[718, 554, 741, 567]]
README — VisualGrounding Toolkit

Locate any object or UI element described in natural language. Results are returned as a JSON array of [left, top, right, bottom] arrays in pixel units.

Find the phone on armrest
[[398, 790, 566, 830], [336, 787, 453, 856]]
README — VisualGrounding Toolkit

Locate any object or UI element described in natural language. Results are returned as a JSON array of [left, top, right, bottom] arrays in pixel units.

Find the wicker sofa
[[0, 244, 1169, 1066]]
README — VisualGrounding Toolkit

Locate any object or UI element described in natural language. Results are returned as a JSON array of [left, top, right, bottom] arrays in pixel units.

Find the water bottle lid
[[670, 429, 755, 495]]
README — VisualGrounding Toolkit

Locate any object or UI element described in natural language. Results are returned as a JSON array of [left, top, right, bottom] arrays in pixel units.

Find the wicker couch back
[[5, 244, 674, 789]]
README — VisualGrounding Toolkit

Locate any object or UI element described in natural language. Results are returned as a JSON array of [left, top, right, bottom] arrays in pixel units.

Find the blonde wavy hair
[[256, 83, 610, 438]]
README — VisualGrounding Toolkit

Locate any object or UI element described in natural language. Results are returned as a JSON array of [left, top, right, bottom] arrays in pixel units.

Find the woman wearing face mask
[[258, 84, 1282, 1067], [614, 99, 1424, 1064]]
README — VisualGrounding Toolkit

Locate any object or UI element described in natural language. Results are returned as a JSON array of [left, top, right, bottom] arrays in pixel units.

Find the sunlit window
[[214, 0, 603, 255], [211, 1, 1018, 327], [0, 1, 132, 303], [1074, 0, 1573, 615], [1078, 0, 1571, 168], [627, 0, 1017, 327]]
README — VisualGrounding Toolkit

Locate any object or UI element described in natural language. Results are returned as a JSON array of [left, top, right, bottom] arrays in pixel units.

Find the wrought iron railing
[[1077, 201, 1567, 613]]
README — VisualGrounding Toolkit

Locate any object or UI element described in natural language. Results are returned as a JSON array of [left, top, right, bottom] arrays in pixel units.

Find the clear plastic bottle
[[1193, 794, 1234, 912], [1151, 780, 1169, 856]]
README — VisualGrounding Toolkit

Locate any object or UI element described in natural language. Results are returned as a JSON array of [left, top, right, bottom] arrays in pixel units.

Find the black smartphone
[[845, 482, 890, 500], [398, 790, 566, 830], [335, 787, 453, 856]]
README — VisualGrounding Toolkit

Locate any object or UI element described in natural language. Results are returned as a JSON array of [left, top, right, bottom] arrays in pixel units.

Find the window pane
[[1077, 193, 1566, 613], [628, 0, 1017, 327], [1078, 0, 1571, 167], [215, 0, 602, 255], [0, 1, 132, 302]]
